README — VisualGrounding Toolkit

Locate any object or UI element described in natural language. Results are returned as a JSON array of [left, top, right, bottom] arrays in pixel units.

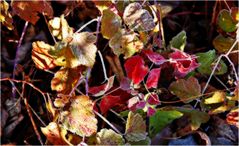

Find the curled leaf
[[32, 41, 56, 70], [123, 2, 155, 31], [11, 0, 53, 25], [96, 129, 125, 145], [60, 95, 97, 137], [0, 0, 14, 30], [125, 111, 147, 142], [124, 55, 148, 85], [169, 77, 201, 103], [101, 9, 122, 39], [51, 67, 82, 94]]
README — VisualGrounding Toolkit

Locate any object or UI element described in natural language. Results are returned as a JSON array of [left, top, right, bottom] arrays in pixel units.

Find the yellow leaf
[[213, 35, 237, 53], [0, 0, 14, 30], [60, 95, 97, 137], [204, 91, 226, 104], [96, 129, 125, 145]]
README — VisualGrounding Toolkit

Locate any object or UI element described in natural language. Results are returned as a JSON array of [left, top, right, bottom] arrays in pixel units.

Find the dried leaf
[[146, 68, 161, 89], [109, 29, 144, 58], [32, 41, 57, 70], [204, 91, 226, 104], [0, 0, 14, 30], [101, 9, 122, 39], [149, 109, 183, 138], [123, 2, 155, 31], [11, 0, 53, 25], [169, 30, 187, 51], [41, 122, 68, 145], [48, 15, 73, 40], [124, 55, 149, 85], [96, 129, 125, 145], [51, 67, 82, 94], [213, 35, 236, 53], [60, 95, 97, 137], [196, 50, 228, 75], [217, 9, 237, 32], [89, 76, 115, 97], [169, 77, 201, 103], [125, 111, 147, 142]]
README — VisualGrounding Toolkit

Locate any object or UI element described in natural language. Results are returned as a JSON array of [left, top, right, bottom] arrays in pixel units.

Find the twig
[[223, 0, 231, 11], [214, 75, 230, 91], [43, 15, 57, 44], [98, 51, 109, 82], [158, 4, 166, 50], [75, 17, 99, 33], [28, 104, 47, 127]]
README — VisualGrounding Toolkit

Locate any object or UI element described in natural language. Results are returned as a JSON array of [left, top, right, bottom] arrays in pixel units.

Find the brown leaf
[[11, 0, 53, 25]]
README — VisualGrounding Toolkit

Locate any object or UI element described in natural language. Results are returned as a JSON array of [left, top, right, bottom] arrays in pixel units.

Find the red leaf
[[147, 93, 160, 105], [146, 68, 161, 89], [120, 77, 131, 91], [143, 50, 166, 65], [124, 55, 148, 85], [89, 76, 115, 96], [100, 95, 121, 114], [169, 50, 199, 78]]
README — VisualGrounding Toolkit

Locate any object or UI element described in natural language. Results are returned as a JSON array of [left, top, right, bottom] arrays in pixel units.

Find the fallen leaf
[[143, 49, 166, 65], [89, 76, 115, 97], [101, 9, 122, 39], [169, 30, 187, 51], [213, 35, 236, 53], [124, 55, 149, 85], [51, 67, 82, 94], [100, 95, 121, 114], [31, 41, 57, 70], [204, 91, 226, 104], [196, 50, 228, 75], [123, 2, 155, 31], [96, 129, 125, 145], [60, 95, 97, 137], [169, 77, 201, 103], [11, 0, 53, 25], [109, 29, 144, 58], [125, 111, 147, 142], [146, 68, 161, 89], [217, 9, 237, 32], [48, 15, 74, 40], [41, 122, 68, 145], [149, 109, 183, 138], [0, 0, 14, 30]]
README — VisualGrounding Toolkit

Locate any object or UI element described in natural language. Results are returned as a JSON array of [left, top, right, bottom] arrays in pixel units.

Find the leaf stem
[[75, 17, 99, 33]]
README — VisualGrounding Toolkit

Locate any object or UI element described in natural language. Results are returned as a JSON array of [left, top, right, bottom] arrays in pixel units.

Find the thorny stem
[[75, 17, 99, 33], [12, 21, 29, 97], [98, 51, 109, 82]]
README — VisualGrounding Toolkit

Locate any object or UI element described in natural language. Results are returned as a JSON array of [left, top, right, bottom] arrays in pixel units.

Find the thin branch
[[75, 17, 99, 33], [98, 51, 108, 82]]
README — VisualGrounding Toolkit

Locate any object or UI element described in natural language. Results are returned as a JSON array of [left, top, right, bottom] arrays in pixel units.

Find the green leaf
[[213, 35, 236, 53], [127, 137, 151, 145], [96, 129, 125, 145], [101, 9, 122, 39], [169, 30, 187, 51], [169, 77, 201, 103], [217, 9, 237, 32], [125, 111, 147, 142], [149, 109, 183, 138], [175, 107, 210, 130], [196, 50, 228, 75], [204, 91, 226, 104]]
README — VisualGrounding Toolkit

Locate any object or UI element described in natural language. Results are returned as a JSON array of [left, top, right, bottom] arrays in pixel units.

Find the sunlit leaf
[[217, 9, 237, 32], [169, 30, 187, 51], [50, 32, 97, 68], [149, 109, 183, 138], [169, 77, 201, 103], [175, 107, 209, 130], [100, 95, 121, 114], [11, 0, 53, 25], [109, 29, 144, 58], [101, 9, 122, 39], [204, 91, 226, 104], [60, 95, 97, 137], [209, 100, 235, 114], [125, 111, 147, 142], [196, 50, 228, 75], [124, 55, 148, 85], [226, 108, 239, 128], [231, 7, 239, 22], [93, 1, 112, 13], [32, 41, 57, 70], [96, 129, 125, 145], [123, 2, 155, 31], [89, 76, 115, 97], [54, 96, 70, 108], [41, 122, 68, 145], [146, 68, 161, 89], [0, 0, 14, 30], [51, 67, 82, 94], [213, 35, 236, 53]]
